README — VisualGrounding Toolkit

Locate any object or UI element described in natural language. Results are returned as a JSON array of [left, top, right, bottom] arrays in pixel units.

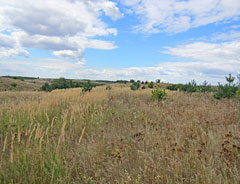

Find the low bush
[[82, 81, 94, 93], [130, 82, 140, 91], [213, 84, 238, 99], [148, 81, 154, 88], [166, 84, 183, 91], [152, 88, 167, 101], [106, 85, 112, 90], [180, 80, 198, 93]]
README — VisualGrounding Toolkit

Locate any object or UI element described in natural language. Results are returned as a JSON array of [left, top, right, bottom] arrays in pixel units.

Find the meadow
[[0, 84, 240, 183]]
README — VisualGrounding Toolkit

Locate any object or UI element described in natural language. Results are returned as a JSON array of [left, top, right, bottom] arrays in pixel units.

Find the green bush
[[106, 85, 112, 90], [199, 80, 213, 93], [41, 82, 52, 92], [41, 78, 99, 92], [166, 84, 180, 91], [152, 88, 167, 101], [148, 81, 154, 88], [11, 83, 17, 87], [82, 81, 94, 93], [213, 84, 238, 99], [180, 80, 198, 93], [213, 74, 239, 99], [130, 82, 140, 91]]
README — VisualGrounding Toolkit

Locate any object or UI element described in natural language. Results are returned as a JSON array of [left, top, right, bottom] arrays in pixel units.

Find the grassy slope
[[0, 85, 240, 183], [0, 77, 46, 91]]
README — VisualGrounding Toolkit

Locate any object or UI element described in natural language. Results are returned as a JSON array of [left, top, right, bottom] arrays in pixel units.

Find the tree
[[148, 81, 154, 88], [156, 79, 161, 83], [130, 79, 135, 83], [130, 82, 140, 91], [226, 74, 235, 86], [82, 81, 93, 93]]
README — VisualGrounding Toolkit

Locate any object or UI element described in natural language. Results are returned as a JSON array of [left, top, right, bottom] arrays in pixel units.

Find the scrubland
[[0, 85, 240, 183]]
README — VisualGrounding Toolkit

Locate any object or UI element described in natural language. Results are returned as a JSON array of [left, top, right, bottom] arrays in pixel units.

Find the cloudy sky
[[0, 0, 240, 84]]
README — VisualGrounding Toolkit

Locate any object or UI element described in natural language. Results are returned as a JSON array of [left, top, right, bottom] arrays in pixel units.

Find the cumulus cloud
[[0, 0, 122, 61], [121, 0, 240, 33], [0, 58, 85, 78]]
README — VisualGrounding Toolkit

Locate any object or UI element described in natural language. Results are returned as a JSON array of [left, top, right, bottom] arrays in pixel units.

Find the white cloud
[[212, 31, 240, 41], [0, 0, 121, 61], [0, 58, 85, 78], [164, 41, 240, 63], [121, 0, 240, 33]]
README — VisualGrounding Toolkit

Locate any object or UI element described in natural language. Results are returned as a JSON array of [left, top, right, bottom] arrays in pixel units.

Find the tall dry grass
[[0, 86, 240, 183]]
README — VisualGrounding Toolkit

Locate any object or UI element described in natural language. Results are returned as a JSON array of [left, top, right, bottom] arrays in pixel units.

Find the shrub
[[180, 80, 198, 93], [41, 82, 52, 92], [82, 81, 94, 93], [130, 79, 135, 83], [152, 88, 167, 101], [166, 84, 179, 91], [199, 80, 213, 93], [11, 83, 17, 87], [130, 82, 140, 91], [106, 85, 112, 90], [213, 84, 238, 99], [213, 74, 239, 99], [148, 81, 154, 88]]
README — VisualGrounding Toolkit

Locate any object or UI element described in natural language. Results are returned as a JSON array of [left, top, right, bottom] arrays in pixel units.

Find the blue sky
[[0, 0, 240, 84]]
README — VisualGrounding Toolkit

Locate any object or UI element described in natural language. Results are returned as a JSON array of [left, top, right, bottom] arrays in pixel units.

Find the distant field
[[0, 85, 240, 183]]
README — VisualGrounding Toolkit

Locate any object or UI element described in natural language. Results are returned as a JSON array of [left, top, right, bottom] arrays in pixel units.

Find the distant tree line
[[41, 77, 99, 92], [3, 75, 38, 81]]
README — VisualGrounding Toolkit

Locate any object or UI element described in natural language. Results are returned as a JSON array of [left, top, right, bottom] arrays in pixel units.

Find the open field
[[0, 85, 240, 183]]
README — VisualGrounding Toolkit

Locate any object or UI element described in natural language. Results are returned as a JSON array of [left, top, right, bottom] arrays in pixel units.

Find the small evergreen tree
[[130, 82, 140, 91], [148, 81, 154, 88], [152, 88, 167, 101], [226, 74, 235, 86]]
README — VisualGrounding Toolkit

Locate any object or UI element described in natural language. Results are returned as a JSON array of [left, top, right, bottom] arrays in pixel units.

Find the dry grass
[[0, 77, 45, 91], [0, 86, 239, 183]]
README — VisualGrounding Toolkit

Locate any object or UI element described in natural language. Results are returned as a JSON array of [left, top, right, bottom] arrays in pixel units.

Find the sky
[[0, 0, 240, 84]]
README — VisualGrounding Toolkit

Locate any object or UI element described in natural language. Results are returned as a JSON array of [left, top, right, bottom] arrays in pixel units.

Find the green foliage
[[213, 83, 238, 99], [130, 82, 140, 91], [3, 76, 37, 80], [148, 81, 154, 88], [213, 74, 239, 99], [82, 81, 94, 93], [41, 78, 98, 92], [180, 80, 198, 93], [11, 83, 17, 87], [166, 84, 182, 91], [225, 74, 235, 86], [116, 80, 128, 84], [130, 79, 135, 83], [152, 88, 167, 101], [199, 80, 213, 93], [106, 85, 112, 90], [41, 82, 52, 92]]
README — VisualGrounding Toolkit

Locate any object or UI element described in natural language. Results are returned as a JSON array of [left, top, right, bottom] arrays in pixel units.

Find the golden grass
[[0, 85, 239, 183]]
